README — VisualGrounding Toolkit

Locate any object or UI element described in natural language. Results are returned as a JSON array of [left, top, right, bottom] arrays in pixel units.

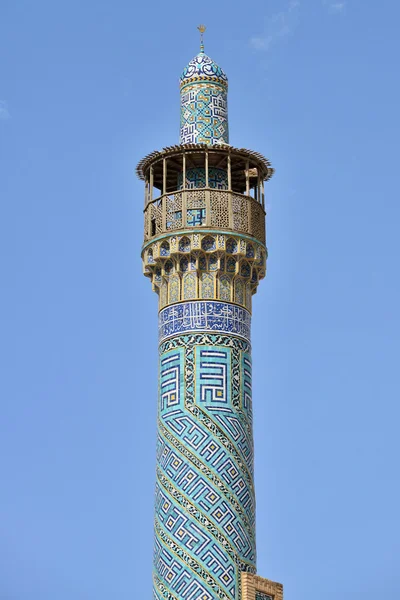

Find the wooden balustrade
[[143, 188, 266, 244]]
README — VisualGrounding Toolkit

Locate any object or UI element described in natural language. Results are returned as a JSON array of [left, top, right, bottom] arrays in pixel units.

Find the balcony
[[144, 188, 266, 244]]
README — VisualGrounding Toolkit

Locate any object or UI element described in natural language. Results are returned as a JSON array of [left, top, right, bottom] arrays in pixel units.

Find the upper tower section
[[180, 26, 229, 145], [137, 28, 274, 311]]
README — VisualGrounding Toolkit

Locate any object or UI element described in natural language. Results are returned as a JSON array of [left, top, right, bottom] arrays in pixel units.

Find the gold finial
[[197, 24, 206, 52]]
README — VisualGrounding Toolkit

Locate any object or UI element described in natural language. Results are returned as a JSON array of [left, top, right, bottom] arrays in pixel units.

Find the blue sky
[[1, 0, 400, 598]]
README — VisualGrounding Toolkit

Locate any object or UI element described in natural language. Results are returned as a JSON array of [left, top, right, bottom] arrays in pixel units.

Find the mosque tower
[[137, 26, 284, 600]]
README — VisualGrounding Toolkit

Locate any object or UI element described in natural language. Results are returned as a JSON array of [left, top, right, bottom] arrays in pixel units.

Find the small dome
[[180, 51, 228, 88]]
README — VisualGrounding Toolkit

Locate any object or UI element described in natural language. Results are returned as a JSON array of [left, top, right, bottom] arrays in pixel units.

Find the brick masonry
[[241, 572, 284, 600]]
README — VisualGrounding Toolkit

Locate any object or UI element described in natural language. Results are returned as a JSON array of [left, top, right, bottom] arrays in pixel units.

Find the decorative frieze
[[159, 300, 251, 344], [143, 232, 266, 311]]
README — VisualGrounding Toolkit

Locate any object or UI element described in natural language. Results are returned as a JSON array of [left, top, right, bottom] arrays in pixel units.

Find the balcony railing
[[144, 188, 266, 244]]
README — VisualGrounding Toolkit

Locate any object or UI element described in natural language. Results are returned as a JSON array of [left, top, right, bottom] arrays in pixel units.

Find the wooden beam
[[149, 166, 154, 202], [163, 158, 167, 195], [164, 158, 182, 171], [185, 154, 197, 169], [214, 154, 227, 169]]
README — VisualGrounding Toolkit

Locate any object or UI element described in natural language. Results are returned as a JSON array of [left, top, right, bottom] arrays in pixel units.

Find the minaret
[[137, 28, 283, 600]]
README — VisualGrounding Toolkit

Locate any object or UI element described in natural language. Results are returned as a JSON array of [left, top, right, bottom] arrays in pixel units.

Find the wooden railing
[[143, 188, 266, 244]]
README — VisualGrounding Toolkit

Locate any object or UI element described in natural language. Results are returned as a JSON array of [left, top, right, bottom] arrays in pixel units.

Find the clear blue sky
[[1, 1, 399, 598]]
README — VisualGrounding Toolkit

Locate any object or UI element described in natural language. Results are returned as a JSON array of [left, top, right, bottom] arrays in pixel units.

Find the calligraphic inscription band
[[159, 301, 251, 344]]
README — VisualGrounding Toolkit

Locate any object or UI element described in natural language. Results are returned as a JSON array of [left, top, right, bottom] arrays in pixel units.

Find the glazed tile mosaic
[[158, 301, 251, 344], [180, 51, 229, 145], [178, 167, 228, 190], [155, 332, 256, 600], [180, 52, 228, 88], [180, 82, 229, 145]]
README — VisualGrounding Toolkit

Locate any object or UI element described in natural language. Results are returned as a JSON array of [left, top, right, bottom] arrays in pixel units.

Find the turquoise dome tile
[[180, 51, 228, 87]]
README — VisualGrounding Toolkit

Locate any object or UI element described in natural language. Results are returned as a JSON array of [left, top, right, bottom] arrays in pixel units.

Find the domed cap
[[180, 51, 228, 89]]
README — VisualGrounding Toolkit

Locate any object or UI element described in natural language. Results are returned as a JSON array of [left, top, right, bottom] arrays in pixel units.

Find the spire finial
[[197, 24, 206, 53]]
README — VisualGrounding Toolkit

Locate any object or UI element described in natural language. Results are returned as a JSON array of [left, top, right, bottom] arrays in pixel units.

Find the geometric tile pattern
[[180, 83, 229, 145], [186, 208, 206, 226], [159, 301, 252, 344], [178, 167, 228, 190], [196, 347, 230, 404], [154, 328, 256, 600], [160, 348, 184, 413], [256, 593, 273, 600], [180, 49, 228, 146], [242, 353, 253, 424]]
